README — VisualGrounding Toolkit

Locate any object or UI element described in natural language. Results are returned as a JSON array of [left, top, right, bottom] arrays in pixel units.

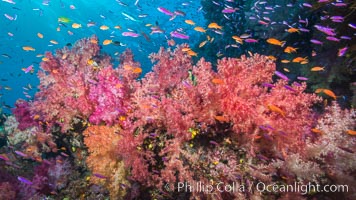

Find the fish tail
[[281, 41, 286, 47]]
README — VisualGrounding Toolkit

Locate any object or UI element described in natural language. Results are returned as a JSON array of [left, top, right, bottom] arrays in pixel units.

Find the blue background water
[[0, 0, 204, 112]]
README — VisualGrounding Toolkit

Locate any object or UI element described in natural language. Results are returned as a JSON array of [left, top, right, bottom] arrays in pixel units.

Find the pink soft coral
[[30, 36, 122, 132], [117, 46, 321, 196]]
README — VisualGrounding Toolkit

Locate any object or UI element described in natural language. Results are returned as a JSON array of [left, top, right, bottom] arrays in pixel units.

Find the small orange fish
[[199, 40, 208, 48], [292, 57, 307, 63], [232, 35, 243, 44], [72, 23, 82, 28], [33, 115, 40, 120], [281, 59, 290, 63], [194, 26, 206, 33], [267, 55, 277, 61], [42, 57, 49, 61], [50, 40, 58, 44], [132, 67, 142, 74], [300, 60, 309, 64], [22, 46, 35, 51], [283, 68, 290, 72], [102, 39, 112, 45], [37, 33, 43, 39], [346, 130, 356, 136], [211, 78, 223, 84], [181, 47, 191, 52], [266, 38, 285, 46], [184, 19, 195, 25], [214, 115, 228, 122], [322, 89, 336, 100], [114, 25, 121, 29], [286, 27, 299, 33], [267, 104, 285, 117], [187, 50, 197, 56], [311, 128, 323, 134], [100, 25, 109, 30], [208, 22, 222, 29], [284, 46, 298, 53], [90, 38, 98, 44], [311, 66, 325, 71]]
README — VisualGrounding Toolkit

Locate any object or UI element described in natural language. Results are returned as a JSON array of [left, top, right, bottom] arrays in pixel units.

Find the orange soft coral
[[83, 125, 129, 198]]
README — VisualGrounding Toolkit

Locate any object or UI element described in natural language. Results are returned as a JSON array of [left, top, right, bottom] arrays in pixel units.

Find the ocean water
[[0, 0, 355, 199], [0, 0, 204, 111]]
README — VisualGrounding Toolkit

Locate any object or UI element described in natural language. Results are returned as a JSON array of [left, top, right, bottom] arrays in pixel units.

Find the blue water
[[0, 0, 204, 112]]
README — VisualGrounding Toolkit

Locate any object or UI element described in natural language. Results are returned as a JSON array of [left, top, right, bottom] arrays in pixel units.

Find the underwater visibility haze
[[0, 0, 355, 199]]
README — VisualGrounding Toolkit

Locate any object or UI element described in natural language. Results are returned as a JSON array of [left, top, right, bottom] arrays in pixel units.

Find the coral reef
[[0, 36, 354, 199]]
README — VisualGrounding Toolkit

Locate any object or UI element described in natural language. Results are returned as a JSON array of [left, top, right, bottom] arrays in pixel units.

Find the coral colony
[[0, 35, 355, 200]]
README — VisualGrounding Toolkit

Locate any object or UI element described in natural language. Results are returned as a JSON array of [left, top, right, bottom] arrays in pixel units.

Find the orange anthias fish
[[346, 130, 356, 136], [102, 39, 112, 45], [214, 115, 228, 122], [184, 19, 195, 25], [211, 78, 223, 84], [208, 22, 222, 29], [186, 50, 197, 56], [132, 67, 142, 74], [72, 23, 82, 29], [292, 57, 308, 63], [194, 26, 206, 33], [322, 89, 336, 100], [232, 35, 243, 44], [266, 38, 285, 46], [22, 46, 35, 51], [37, 33, 43, 39], [100, 25, 109, 30], [267, 104, 285, 117], [267, 55, 277, 61], [311, 128, 323, 134], [199, 40, 208, 48], [281, 59, 290, 63], [284, 46, 298, 53], [311, 66, 325, 71], [286, 27, 299, 33]]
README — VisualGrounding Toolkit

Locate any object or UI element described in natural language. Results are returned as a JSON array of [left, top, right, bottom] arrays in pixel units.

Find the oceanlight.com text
[[256, 182, 348, 195]]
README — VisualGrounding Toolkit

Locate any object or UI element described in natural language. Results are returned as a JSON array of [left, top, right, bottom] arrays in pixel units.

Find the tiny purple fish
[[209, 140, 219, 145], [297, 76, 308, 81], [18, 176, 33, 185], [244, 38, 258, 43], [298, 28, 310, 32], [157, 7, 174, 16], [182, 80, 191, 88], [122, 32, 140, 37], [348, 23, 356, 29], [310, 39, 323, 45], [326, 36, 340, 42], [93, 173, 108, 179], [284, 85, 296, 92], [222, 8, 236, 13], [24, 64, 33, 73], [340, 36, 351, 40], [302, 3, 312, 8], [274, 71, 289, 81], [332, 2, 347, 7], [262, 83, 275, 88], [170, 31, 189, 40], [14, 150, 27, 157], [338, 47, 347, 57]]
